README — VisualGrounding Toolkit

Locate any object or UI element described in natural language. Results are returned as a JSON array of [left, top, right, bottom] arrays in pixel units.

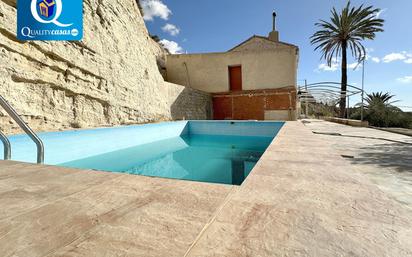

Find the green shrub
[[351, 92, 412, 128]]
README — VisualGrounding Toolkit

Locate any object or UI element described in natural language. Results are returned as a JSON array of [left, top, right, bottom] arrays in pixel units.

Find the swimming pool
[[1, 121, 284, 185]]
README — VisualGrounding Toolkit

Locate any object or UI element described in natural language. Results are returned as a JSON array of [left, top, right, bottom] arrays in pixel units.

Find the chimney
[[272, 11, 277, 31], [268, 11, 279, 42]]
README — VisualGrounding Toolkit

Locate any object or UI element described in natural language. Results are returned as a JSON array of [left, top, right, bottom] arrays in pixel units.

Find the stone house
[[165, 13, 299, 121]]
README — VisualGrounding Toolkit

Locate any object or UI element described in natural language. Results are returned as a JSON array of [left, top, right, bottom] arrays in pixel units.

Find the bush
[[349, 92, 411, 128], [350, 105, 412, 128]]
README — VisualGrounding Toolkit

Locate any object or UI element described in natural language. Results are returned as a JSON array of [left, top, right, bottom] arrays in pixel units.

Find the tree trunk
[[340, 41, 348, 118]]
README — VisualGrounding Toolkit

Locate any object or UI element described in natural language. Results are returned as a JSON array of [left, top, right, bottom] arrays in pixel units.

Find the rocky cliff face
[[0, 0, 210, 134]]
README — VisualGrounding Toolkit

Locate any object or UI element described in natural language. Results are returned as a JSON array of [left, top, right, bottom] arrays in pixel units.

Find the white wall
[[166, 47, 298, 93]]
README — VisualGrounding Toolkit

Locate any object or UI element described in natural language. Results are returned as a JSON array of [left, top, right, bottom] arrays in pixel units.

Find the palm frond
[[310, 1, 385, 67]]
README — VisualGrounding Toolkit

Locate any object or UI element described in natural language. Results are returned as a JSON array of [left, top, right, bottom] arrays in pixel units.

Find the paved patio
[[303, 119, 412, 209], [0, 121, 411, 256]]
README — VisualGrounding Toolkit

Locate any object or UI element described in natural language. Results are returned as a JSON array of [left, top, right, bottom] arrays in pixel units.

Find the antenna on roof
[[272, 11, 277, 31]]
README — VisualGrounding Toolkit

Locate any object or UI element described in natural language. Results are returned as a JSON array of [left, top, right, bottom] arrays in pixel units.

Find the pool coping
[[1, 121, 411, 256], [183, 121, 412, 256], [5, 119, 284, 137]]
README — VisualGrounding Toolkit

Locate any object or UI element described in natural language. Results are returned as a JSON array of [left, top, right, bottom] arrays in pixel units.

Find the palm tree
[[365, 92, 396, 107], [364, 92, 401, 127], [311, 2, 384, 118]]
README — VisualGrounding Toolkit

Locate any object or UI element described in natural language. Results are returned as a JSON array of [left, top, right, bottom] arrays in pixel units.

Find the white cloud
[[397, 76, 412, 84], [348, 62, 362, 70], [371, 57, 380, 63], [364, 48, 381, 63], [317, 62, 339, 72], [383, 52, 407, 63], [141, 0, 171, 21], [316, 58, 339, 72], [162, 23, 180, 36], [364, 48, 373, 58], [159, 39, 183, 54], [375, 8, 387, 18], [316, 59, 364, 72], [382, 52, 412, 64]]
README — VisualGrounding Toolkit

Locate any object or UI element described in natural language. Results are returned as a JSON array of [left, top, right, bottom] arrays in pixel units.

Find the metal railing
[[0, 95, 44, 164], [0, 130, 11, 160]]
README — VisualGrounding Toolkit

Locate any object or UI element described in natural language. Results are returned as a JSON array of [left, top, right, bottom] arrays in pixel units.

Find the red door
[[229, 66, 242, 91]]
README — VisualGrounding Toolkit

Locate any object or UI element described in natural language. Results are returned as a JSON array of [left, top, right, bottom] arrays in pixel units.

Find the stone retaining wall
[[324, 117, 369, 127]]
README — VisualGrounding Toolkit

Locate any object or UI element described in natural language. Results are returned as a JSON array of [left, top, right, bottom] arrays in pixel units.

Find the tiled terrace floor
[[0, 121, 411, 256], [303, 119, 412, 208]]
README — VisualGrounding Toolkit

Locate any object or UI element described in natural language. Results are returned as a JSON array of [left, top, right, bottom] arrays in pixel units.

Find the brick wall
[[212, 87, 297, 120]]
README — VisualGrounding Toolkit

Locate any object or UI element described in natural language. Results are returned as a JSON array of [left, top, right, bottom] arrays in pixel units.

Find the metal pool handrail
[[0, 95, 44, 164], [0, 130, 11, 160]]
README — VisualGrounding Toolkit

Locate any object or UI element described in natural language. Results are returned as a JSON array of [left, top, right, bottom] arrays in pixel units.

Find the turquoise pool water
[[61, 134, 273, 185], [1, 121, 283, 185]]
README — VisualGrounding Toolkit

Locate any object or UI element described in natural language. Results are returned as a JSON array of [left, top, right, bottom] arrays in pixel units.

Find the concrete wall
[[166, 47, 298, 93], [167, 82, 212, 120], [265, 110, 296, 121], [0, 0, 210, 135]]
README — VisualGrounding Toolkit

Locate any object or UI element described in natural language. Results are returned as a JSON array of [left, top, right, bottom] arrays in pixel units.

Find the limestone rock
[[0, 0, 210, 134]]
